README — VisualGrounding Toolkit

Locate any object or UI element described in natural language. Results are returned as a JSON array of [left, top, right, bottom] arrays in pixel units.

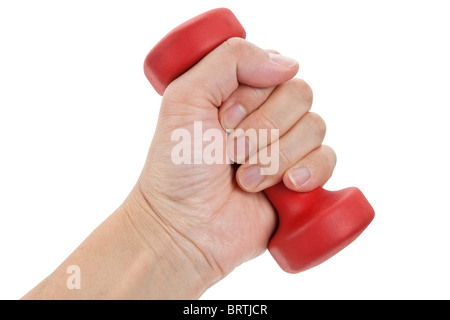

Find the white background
[[1, 0, 449, 300]]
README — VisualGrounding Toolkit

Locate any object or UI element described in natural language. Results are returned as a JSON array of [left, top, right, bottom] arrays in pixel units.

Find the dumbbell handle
[[144, 8, 374, 273]]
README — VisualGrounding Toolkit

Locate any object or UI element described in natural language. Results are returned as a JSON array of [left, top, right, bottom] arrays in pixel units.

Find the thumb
[[163, 38, 299, 110]]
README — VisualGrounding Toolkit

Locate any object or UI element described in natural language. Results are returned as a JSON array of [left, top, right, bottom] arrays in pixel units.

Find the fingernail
[[288, 167, 311, 188], [241, 166, 264, 189], [222, 104, 246, 129], [233, 135, 254, 162], [269, 52, 298, 68]]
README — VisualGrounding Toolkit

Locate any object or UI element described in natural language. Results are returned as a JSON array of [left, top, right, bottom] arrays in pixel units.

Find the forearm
[[22, 188, 218, 300]]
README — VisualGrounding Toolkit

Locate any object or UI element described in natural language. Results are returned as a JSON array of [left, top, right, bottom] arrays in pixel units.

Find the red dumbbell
[[144, 8, 374, 273]]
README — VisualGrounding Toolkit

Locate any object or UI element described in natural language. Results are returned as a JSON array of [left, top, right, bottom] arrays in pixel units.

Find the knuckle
[[221, 37, 247, 56], [306, 112, 327, 139], [258, 110, 279, 131], [250, 86, 270, 102], [321, 145, 337, 167], [278, 147, 295, 166], [284, 78, 314, 107], [265, 49, 280, 55]]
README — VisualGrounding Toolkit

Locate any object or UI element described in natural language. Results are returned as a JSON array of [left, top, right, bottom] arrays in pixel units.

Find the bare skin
[[23, 39, 336, 299]]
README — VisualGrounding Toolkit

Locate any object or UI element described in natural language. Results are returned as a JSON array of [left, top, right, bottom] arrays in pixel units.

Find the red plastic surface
[[265, 184, 374, 273], [144, 8, 246, 95], [143, 8, 375, 273]]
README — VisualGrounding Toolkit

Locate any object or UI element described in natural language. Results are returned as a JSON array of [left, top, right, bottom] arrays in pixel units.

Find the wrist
[[120, 186, 221, 299]]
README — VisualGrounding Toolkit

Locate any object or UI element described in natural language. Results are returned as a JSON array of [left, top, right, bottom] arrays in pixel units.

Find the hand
[[23, 38, 337, 300], [132, 38, 336, 290]]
